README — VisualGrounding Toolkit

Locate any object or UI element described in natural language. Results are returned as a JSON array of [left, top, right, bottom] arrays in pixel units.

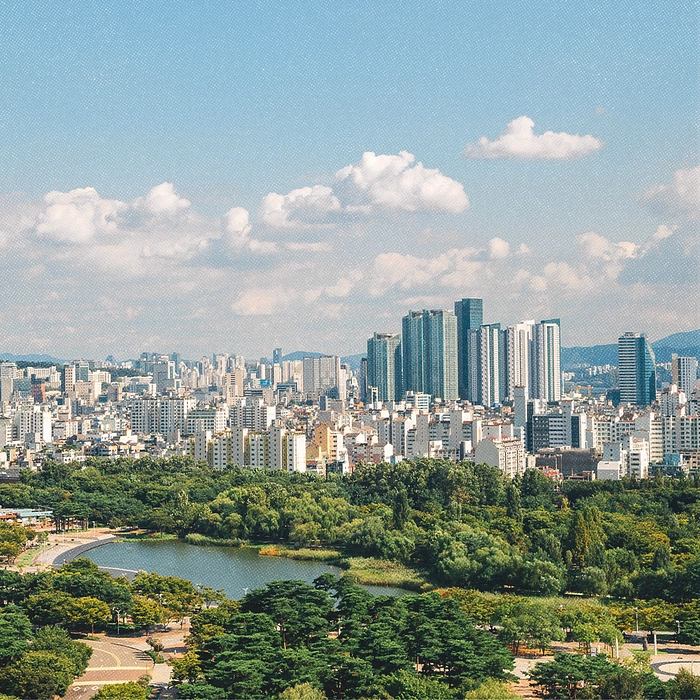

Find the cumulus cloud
[[259, 185, 341, 228], [643, 165, 700, 220], [370, 246, 485, 295], [135, 182, 191, 217], [538, 224, 690, 294], [336, 151, 469, 213], [463, 116, 603, 160], [35, 187, 126, 243], [542, 261, 594, 292], [224, 206, 253, 246], [577, 231, 638, 263], [232, 288, 286, 315], [488, 237, 510, 259]]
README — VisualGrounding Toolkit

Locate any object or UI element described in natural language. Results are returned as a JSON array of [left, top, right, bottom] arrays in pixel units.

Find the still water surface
[[84, 539, 406, 599]]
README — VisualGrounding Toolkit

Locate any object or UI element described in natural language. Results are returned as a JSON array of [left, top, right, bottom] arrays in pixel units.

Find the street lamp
[[634, 607, 639, 633], [114, 609, 121, 636]]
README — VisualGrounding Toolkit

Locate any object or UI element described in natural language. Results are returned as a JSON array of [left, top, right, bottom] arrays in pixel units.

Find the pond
[[82, 539, 408, 598]]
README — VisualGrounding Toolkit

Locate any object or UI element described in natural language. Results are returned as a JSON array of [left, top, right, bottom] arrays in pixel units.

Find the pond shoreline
[[46, 534, 121, 567], [79, 537, 413, 598]]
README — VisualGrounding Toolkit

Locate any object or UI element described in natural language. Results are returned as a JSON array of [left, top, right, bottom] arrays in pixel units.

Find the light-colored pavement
[[12, 527, 118, 574], [65, 622, 186, 699], [651, 655, 700, 679], [64, 636, 153, 700]]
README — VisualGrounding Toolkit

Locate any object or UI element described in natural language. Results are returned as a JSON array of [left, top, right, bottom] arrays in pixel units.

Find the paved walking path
[[10, 527, 119, 574], [64, 621, 186, 699]]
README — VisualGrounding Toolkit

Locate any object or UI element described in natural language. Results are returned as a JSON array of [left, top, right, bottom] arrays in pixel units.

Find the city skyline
[[0, 2, 697, 358]]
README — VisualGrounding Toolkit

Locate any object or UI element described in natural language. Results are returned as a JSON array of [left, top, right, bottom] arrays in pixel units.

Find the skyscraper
[[402, 310, 426, 394], [532, 319, 562, 402], [467, 323, 503, 406], [273, 348, 283, 365], [503, 320, 534, 400], [424, 309, 459, 402], [366, 333, 402, 402], [672, 354, 698, 397], [402, 309, 459, 401], [618, 332, 656, 406], [454, 298, 483, 400]]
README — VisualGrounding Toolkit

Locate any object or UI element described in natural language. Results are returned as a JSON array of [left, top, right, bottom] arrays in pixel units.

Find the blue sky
[[0, 1, 697, 359]]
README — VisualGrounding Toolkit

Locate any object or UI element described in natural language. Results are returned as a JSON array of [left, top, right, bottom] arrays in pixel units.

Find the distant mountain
[[282, 351, 365, 372], [652, 329, 700, 347], [0, 353, 65, 364], [561, 330, 700, 369], [341, 353, 365, 372], [561, 344, 617, 368], [281, 351, 323, 362]]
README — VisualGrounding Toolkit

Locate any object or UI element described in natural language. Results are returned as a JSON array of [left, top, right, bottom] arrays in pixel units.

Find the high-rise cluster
[[366, 298, 562, 406]]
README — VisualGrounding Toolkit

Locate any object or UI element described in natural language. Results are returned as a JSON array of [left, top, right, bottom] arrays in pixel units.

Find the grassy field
[[339, 557, 432, 592], [15, 546, 46, 567]]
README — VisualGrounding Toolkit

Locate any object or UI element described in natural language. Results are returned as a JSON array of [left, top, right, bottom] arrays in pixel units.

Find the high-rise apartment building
[[402, 309, 458, 401], [301, 356, 342, 397], [618, 332, 656, 406], [503, 321, 534, 400], [454, 298, 483, 400], [467, 323, 503, 406], [366, 332, 402, 402], [532, 319, 562, 402], [402, 311, 426, 394], [672, 354, 698, 397]]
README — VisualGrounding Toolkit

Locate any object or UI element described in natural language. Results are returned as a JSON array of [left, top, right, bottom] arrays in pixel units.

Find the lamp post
[[634, 607, 639, 633], [114, 609, 121, 636]]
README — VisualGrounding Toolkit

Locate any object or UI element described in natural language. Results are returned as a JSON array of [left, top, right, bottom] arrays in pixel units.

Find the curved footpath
[[17, 528, 120, 572]]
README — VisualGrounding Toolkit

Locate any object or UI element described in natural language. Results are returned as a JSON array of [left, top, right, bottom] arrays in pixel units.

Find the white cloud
[[577, 231, 638, 263], [135, 182, 191, 217], [223, 206, 279, 254], [463, 116, 603, 160], [542, 261, 594, 292], [643, 165, 700, 220], [370, 246, 484, 295], [336, 151, 469, 213], [224, 206, 253, 247], [259, 185, 340, 228], [488, 237, 510, 259], [36, 187, 126, 243], [232, 288, 286, 316]]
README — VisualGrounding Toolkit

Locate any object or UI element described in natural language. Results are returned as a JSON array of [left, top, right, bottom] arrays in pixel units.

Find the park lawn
[[15, 547, 44, 567]]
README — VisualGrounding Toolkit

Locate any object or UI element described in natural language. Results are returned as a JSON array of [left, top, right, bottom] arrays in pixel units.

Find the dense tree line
[[0, 559, 219, 636], [5, 456, 700, 603], [0, 602, 91, 700], [172, 574, 515, 699], [2, 559, 697, 699]]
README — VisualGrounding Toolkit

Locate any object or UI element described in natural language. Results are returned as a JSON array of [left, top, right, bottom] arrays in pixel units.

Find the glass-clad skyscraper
[[366, 333, 402, 402], [454, 298, 483, 400], [618, 332, 656, 406], [402, 309, 458, 401]]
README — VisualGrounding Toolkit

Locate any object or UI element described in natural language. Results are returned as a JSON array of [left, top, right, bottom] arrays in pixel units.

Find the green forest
[[2, 559, 699, 700], [5, 456, 700, 603]]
